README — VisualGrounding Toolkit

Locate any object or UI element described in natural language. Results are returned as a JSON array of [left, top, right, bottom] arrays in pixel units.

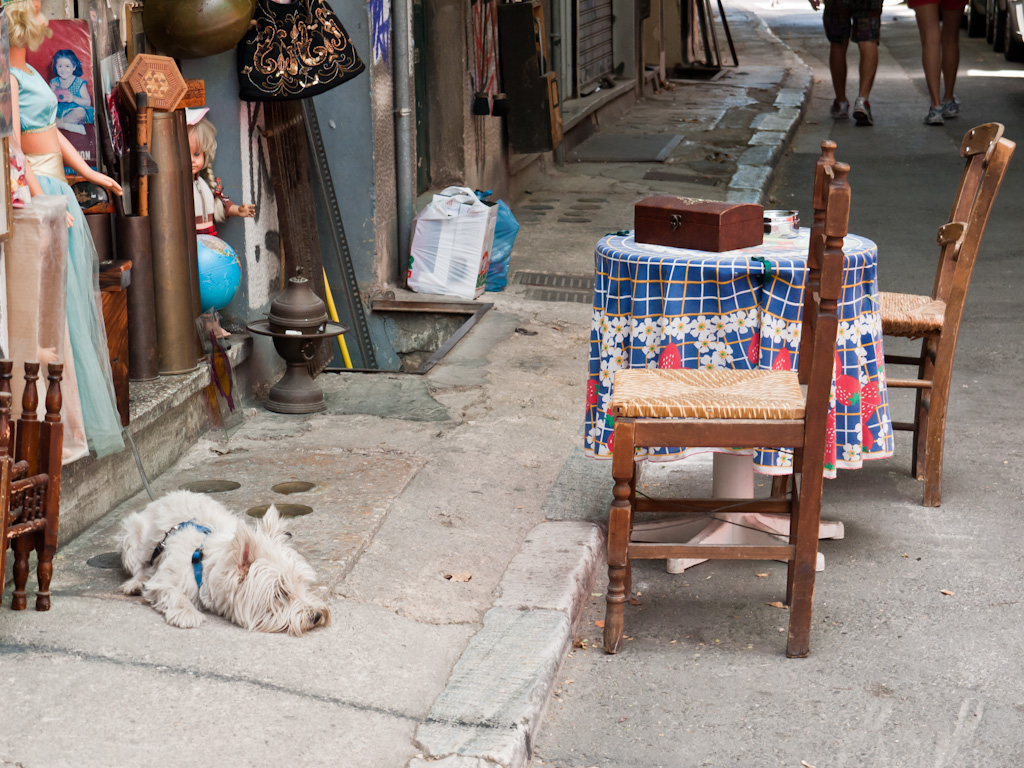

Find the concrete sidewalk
[[0, 9, 811, 768]]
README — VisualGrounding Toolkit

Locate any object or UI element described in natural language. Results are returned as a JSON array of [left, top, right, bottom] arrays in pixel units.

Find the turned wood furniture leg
[[35, 363, 64, 611], [771, 474, 790, 498], [787, 471, 822, 658], [11, 535, 33, 610], [605, 419, 635, 654], [786, 474, 801, 608], [35, 533, 54, 611]]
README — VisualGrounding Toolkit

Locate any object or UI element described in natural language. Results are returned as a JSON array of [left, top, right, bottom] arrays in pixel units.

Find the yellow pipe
[[322, 268, 353, 369]]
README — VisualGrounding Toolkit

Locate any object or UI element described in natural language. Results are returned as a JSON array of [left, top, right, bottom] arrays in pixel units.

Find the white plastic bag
[[408, 186, 498, 300]]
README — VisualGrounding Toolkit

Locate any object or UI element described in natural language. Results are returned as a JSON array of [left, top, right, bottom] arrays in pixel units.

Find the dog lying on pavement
[[119, 490, 330, 635]]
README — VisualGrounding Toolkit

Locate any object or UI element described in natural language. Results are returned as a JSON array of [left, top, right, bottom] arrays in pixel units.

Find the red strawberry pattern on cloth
[[859, 380, 882, 447], [586, 379, 599, 406], [747, 334, 760, 366], [658, 342, 682, 369], [771, 347, 792, 371], [834, 352, 861, 406]]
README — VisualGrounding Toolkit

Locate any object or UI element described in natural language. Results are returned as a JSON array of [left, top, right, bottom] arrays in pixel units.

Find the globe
[[197, 235, 242, 312]]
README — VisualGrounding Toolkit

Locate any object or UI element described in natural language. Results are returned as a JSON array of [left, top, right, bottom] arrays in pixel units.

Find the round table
[[584, 229, 894, 477]]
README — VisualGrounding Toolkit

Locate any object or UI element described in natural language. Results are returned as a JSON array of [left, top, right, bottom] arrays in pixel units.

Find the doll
[[187, 110, 254, 237], [49, 48, 94, 129]]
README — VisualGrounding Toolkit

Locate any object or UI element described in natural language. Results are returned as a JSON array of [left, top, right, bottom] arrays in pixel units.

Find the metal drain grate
[[516, 272, 595, 304]]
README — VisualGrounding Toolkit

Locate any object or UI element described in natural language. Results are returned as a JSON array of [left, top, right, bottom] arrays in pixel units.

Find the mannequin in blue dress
[[7, 0, 124, 458]]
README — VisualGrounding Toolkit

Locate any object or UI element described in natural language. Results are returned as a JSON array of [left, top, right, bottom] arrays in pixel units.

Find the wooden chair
[[603, 161, 851, 659], [0, 360, 64, 611], [880, 123, 1014, 507]]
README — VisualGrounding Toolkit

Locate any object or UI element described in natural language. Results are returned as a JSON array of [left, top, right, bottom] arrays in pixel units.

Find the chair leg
[[771, 474, 790, 498], [785, 474, 801, 607], [921, 358, 953, 508], [787, 474, 822, 658], [604, 420, 635, 654], [11, 536, 33, 611], [35, 528, 56, 611]]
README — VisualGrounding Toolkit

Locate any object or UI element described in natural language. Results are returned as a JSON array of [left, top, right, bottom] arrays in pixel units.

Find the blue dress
[[13, 64, 123, 459]]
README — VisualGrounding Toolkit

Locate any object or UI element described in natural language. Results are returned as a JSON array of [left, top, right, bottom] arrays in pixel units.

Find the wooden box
[[634, 197, 764, 252]]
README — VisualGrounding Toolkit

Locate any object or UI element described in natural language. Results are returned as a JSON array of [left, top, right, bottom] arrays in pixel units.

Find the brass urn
[[144, 0, 256, 59]]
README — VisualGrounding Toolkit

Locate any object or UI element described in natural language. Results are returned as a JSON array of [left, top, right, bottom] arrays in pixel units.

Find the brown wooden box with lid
[[634, 196, 764, 252]]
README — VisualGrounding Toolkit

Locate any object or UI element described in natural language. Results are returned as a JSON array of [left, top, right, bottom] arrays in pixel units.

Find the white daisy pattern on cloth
[[585, 231, 894, 474]]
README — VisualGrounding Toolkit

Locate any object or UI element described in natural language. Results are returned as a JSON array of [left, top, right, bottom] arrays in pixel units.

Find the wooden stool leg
[[11, 536, 33, 611], [604, 420, 635, 654], [34, 531, 55, 611]]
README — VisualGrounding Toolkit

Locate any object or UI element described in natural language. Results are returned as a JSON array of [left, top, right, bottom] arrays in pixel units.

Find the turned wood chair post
[[605, 418, 636, 654], [0, 391, 11, 596], [17, 362, 41, 476], [774, 140, 837, 500], [786, 162, 849, 658], [1, 360, 13, 458], [34, 363, 64, 611]]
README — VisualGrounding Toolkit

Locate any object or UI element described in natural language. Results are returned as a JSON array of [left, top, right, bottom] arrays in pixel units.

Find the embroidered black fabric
[[237, 0, 366, 102]]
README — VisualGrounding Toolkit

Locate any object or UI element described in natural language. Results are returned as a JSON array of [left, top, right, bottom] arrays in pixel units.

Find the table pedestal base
[[636, 455, 842, 573]]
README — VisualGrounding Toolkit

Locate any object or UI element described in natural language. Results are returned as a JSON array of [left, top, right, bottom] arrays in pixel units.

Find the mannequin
[[7, 0, 124, 459]]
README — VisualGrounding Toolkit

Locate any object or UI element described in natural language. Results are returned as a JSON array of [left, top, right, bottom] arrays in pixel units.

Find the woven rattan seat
[[880, 291, 945, 337], [879, 123, 1014, 506], [612, 369, 804, 420]]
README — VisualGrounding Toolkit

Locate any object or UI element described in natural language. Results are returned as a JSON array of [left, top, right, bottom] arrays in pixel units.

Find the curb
[[727, 16, 814, 205], [408, 521, 604, 768]]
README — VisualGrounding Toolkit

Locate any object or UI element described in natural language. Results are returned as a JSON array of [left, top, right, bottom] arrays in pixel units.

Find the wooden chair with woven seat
[[603, 163, 851, 659], [0, 360, 65, 611], [880, 123, 1014, 507]]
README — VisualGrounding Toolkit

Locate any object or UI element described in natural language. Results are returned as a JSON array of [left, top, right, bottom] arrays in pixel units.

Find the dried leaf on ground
[[766, 601, 787, 609], [595, 619, 605, 628], [801, 762, 818, 768], [756, 573, 769, 578], [443, 571, 472, 582], [941, 589, 954, 596]]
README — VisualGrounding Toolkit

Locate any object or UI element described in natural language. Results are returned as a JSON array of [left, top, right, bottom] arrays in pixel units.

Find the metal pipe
[[393, 0, 415, 286]]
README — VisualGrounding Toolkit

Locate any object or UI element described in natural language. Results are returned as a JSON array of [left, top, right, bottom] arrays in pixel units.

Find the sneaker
[[853, 97, 873, 126], [830, 99, 850, 119], [942, 97, 960, 119], [924, 106, 945, 126]]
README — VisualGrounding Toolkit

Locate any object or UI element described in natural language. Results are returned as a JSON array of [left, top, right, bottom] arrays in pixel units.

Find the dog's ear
[[234, 523, 258, 580], [259, 504, 285, 539]]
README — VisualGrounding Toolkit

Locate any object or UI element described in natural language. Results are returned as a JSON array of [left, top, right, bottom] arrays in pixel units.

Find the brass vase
[[144, 0, 256, 59]]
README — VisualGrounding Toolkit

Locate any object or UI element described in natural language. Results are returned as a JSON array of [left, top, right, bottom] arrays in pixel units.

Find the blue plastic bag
[[476, 190, 519, 291]]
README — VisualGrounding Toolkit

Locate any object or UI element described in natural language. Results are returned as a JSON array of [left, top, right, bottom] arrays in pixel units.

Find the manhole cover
[[272, 481, 317, 495], [246, 504, 314, 518], [179, 480, 241, 494], [87, 552, 123, 569]]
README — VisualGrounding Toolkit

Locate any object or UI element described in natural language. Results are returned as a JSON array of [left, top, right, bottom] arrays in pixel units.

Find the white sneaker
[[852, 97, 873, 126]]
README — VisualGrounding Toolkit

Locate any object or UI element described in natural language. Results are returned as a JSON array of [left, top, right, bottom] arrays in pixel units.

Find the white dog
[[119, 490, 330, 636]]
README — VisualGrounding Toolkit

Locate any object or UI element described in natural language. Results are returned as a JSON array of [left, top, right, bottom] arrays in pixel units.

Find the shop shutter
[[577, 0, 613, 93]]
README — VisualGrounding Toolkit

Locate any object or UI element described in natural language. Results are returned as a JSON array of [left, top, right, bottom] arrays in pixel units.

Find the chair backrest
[[931, 124, 1014, 333], [798, 140, 838, 385], [801, 163, 850, 474]]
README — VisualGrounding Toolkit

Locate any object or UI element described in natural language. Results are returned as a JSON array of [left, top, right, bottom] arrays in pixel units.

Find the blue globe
[[196, 235, 242, 312]]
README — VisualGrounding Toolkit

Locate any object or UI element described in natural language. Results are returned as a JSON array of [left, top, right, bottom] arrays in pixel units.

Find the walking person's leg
[[850, 0, 881, 125], [913, 2, 946, 123], [822, 0, 853, 118], [939, 2, 966, 116]]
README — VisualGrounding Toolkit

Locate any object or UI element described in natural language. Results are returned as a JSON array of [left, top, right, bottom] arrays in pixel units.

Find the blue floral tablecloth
[[584, 230, 894, 477]]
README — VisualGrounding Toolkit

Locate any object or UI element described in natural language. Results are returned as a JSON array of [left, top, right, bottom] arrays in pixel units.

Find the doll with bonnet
[[186, 108, 254, 237]]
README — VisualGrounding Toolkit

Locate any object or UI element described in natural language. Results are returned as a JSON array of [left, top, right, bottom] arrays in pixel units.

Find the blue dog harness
[[149, 520, 213, 587]]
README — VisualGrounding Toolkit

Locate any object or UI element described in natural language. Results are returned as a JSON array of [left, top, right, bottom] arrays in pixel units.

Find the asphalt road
[[530, 3, 1024, 766]]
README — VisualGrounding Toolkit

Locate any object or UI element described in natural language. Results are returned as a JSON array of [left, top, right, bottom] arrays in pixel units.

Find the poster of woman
[[25, 18, 97, 177], [0, 7, 13, 139]]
